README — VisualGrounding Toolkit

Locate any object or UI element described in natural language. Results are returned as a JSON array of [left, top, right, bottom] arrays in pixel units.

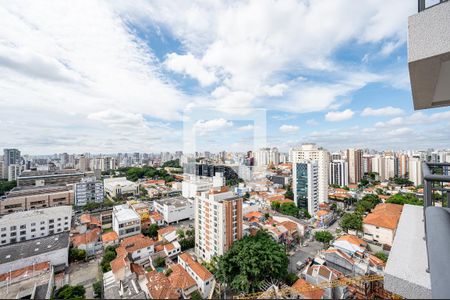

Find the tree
[[161, 159, 181, 168], [101, 246, 117, 272], [392, 177, 413, 186], [285, 185, 294, 200], [190, 290, 203, 300], [330, 203, 337, 211], [285, 273, 299, 285], [386, 194, 423, 206], [314, 231, 334, 245], [153, 256, 166, 268], [176, 228, 185, 239], [356, 194, 381, 213], [375, 252, 388, 263], [0, 180, 16, 196], [243, 192, 250, 200], [264, 213, 270, 219], [279, 202, 299, 217], [93, 281, 102, 298], [271, 201, 281, 211], [144, 224, 159, 239], [340, 213, 363, 232], [215, 230, 289, 293], [69, 248, 86, 262], [299, 208, 311, 219], [56, 285, 86, 299]]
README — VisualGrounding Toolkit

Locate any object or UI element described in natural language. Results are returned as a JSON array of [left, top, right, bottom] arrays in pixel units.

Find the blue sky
[[0, 0, 449, 154]]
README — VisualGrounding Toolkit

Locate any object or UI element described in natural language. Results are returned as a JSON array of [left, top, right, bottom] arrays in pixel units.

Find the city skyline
[[1, 1, 450, 154]]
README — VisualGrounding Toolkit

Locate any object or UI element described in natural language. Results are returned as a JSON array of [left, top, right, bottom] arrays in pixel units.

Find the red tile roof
[[179, 252, 213, 281], [101, 231, 119, 243], [71, 228, 101, 247], [363, 203, 403, 230], [146, 271, 180, 299], [80, 214, 101, 226], [292, 279, 325, 299], [168, 264, 196, 290]]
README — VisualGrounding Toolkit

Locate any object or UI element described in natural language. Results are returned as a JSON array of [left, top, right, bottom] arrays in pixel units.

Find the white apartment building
[[179, 252, 215, 298], [112, 204, 141, 240], [0, 205, 72, 246], [408, 157, 423, 186], [291, 144, 329, 204], [104, 177, 139, 199], [153, 196, 194, 224], [195, 186, 243, 262], [372, 155, 386, 180], [8, 164, 21, 181], [329, 160, 348, 187], [293, 160, 319, 216], [74, 177, 104, 206], [182, 175, 213, 198], [254, 147, 279, 166]]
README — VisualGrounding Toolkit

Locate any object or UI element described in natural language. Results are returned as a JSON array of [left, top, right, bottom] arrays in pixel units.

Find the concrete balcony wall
[[384, 205, 431, 299], [408, 1, 450, 109]]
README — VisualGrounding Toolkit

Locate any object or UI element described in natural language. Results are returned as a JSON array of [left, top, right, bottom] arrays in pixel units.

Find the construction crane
[[232, 274, 399, 299]]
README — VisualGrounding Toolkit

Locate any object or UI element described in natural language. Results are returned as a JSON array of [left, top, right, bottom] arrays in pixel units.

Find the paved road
[[288, 240, 323, 274], [67, 259, 101, 299]]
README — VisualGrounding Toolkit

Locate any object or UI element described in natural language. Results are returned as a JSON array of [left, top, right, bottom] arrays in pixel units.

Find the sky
[[1, 0, 449, 154]]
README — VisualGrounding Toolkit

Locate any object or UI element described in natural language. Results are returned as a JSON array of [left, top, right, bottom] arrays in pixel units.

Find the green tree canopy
[[340, 213, 363, 232], [279, 202, 299, 217], [143, 224, 159, 239], [0, 180, 16, 196], [161, 159, 181, 168], [215, 230, 289, 293], [101, 246, 118, 272], [375, 252, 388, 263], [284, 185, 294, 200], [69, 248, 86, 262], [386, 193, 423, 206], [314, 231, 334, 244], [356, 194, 381, 213], [56, 285, 86, 299]]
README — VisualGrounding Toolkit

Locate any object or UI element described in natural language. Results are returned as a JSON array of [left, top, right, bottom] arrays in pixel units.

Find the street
[[288, 240, 323, 274]]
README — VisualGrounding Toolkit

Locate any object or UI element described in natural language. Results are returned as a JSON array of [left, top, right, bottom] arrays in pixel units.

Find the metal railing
[[422, 162, 450, 299], [423, 162, 450, 208], [419, 0, 449, 12]]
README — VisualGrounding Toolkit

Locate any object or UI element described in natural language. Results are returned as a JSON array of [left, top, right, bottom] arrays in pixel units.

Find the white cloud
[[325, 109, 354, 122], [194, 118, 233, 136], [164, 53, 217, 86], [238, 124, 254, 131], [306, 119, 319, 126], [361, 106, 404, 117], [279, 124, 299, 133], [375, 110, 450, 128], [119, 0, 415, 112]]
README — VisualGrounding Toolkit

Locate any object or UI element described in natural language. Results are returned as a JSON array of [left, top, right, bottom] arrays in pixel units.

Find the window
[[0, 234, 5, 238], [49, 225, 54, 229], [10, 238, 16, 243], [31, 223, 36, 226], [40, 221, 45, 225], [64, 216, 68, 220], [1, 228, 5, 232], [20, 225, 26, 229], [31, 228, 36, 232], [10, 232, 16, 237], [1, 240, 6, 244], [49, 219, 54, 224], [57, 218, 61, 221], [40, 227, 45, 231], [10, 226, 16, 231], [20, 231, 26, 235]]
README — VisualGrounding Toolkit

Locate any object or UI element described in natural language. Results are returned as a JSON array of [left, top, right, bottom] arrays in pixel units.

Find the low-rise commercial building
[[0, 185, 73, 215], [104, 177, 139, 199], [0, 231, 70, 274], [17, 169, 84, 187], [154, 196, 194, 224], [112, 204, 141, 240], [0, 205, 71, 246]]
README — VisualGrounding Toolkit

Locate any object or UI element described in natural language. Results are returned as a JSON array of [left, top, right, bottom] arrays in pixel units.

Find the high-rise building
[[78, 155, 89, 172], [329, 160, 348, 187], [398, 154, 409, 178], [7, 164, 21, 181], [292, 160, 319, 216], [346, 148, 363, 184], [362, 154, 373, 174], [384, 156, 397, 180], [74, 177, 104, 206], [194, 184, 243, 261], [408, 157, 423, 186], [3, 149, 21, 180], [291, 143, 329, 203]]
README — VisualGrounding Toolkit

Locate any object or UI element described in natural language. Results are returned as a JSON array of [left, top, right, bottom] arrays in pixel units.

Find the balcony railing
[[422, 162, 450, 299], [419, 0, 449, 12]]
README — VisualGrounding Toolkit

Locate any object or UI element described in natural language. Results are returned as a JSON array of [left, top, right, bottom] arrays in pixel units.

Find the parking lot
[[66, 258, 101, 299]]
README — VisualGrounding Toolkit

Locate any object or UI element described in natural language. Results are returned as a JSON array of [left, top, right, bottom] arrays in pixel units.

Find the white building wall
[[363, 224, 395, 246]]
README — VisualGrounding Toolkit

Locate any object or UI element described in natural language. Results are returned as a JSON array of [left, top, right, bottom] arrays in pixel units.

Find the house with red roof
[[178, 252, 215, 298]]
